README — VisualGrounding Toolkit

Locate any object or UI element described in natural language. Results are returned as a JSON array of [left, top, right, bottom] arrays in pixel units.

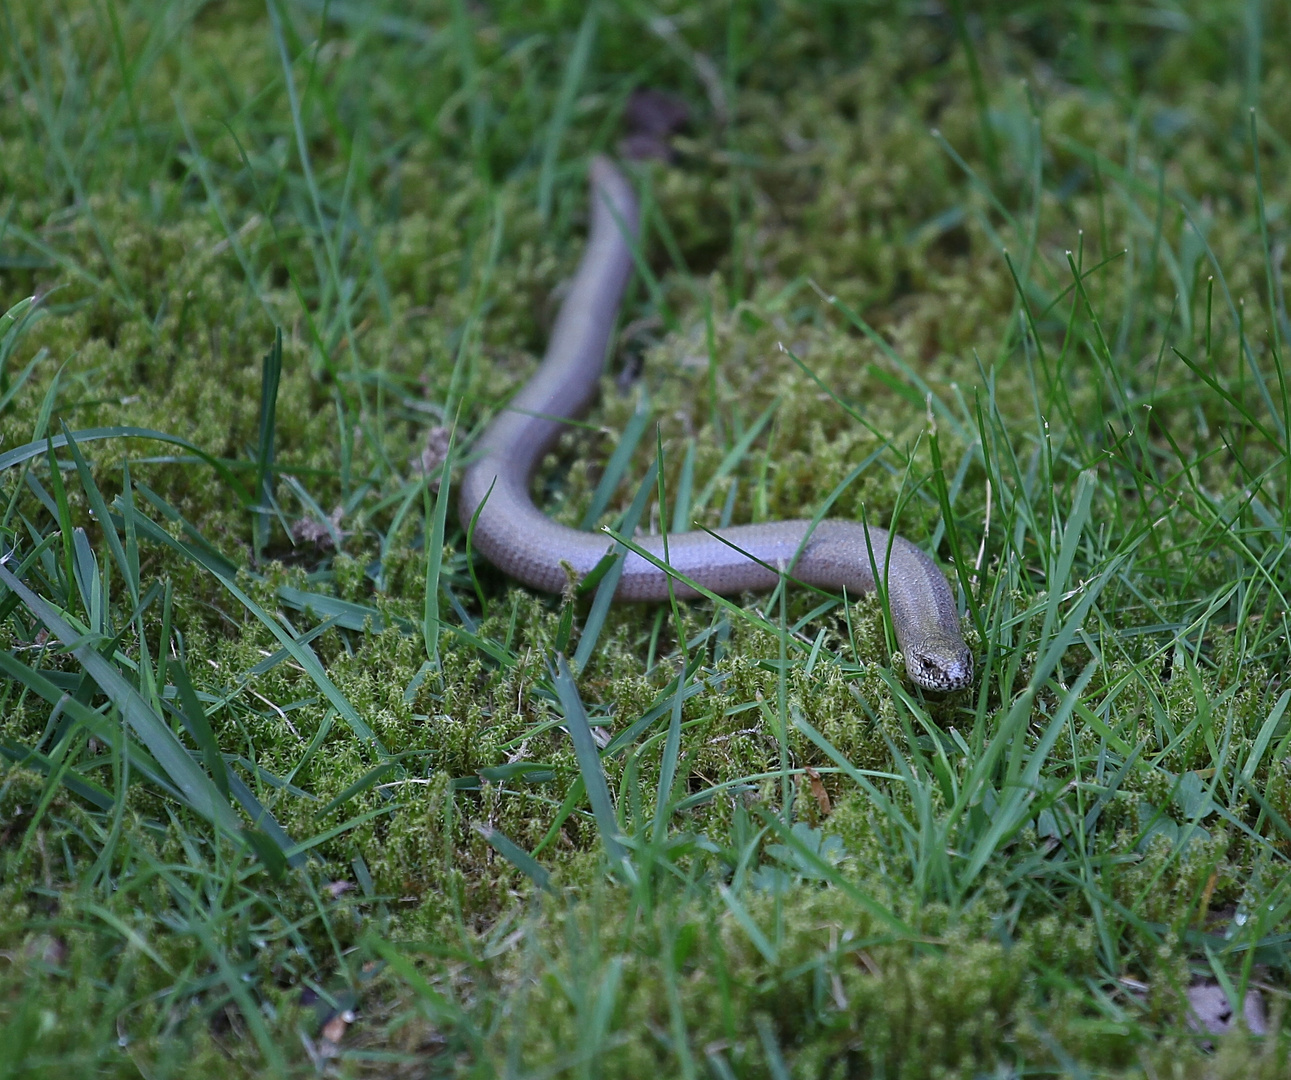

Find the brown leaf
[[803, 767, 832, 817]]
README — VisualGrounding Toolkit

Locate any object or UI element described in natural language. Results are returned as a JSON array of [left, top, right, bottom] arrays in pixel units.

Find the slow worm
[[459, 157, 973, 692]]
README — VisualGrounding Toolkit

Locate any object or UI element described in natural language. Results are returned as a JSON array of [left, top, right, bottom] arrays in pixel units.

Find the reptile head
[[904, 638, 974, 693]]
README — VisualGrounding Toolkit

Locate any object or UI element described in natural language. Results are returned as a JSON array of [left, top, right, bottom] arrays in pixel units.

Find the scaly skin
[[459, 157, 973, 692]]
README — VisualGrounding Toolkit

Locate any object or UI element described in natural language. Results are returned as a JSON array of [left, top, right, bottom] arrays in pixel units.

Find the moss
[[3, 0, 1291, 1074]]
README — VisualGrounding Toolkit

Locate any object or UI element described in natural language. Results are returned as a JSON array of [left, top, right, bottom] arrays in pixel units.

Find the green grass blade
[[551, 654, 628, 872], [43, 436, 77, 613], [120, 504, 389, 756], [169, 659, 230, 800], [0, 348, 46, 415], [754, 1013, 792, 1080], [423, 428, 456, 669], [537, 3, 598, 223], [811, 281, 969, 443], [70, 527, 102, 633], [716, 884, 778, 965], [476, 824, 553, 892], [253, 327, 283, 561], [0, 563, 241, 835], [0, 649, 179, 799], [61, 424, 135, 604], [573, 455, 656, 675], [693, 397, 780, 513], [1040, 468, 1096, 648], [315, 761, 400, 817], [580, 393, 652, 529], [755, 808, 915, 937], [0, 736, 114, 811], [958, 659, 1098, 890], [0, 426, 251, 504], [1240, 687, 1290, 786]]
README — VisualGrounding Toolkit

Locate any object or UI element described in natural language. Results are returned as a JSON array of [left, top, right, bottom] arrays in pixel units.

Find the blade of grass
[[253, 327, 283, 561], [0, 426, 251, 503], [551, 654, 628, 873], [0, 562, 242, 836], [573, 455, 656, 675], [120, 503, 390, 756], [537, 3, 598, 223], [423, 425, 456, 670], [693, 397, 780, 512], [476, 824, 553, 892], [579, 392, 652, 529], [755, 808, 916, 937]]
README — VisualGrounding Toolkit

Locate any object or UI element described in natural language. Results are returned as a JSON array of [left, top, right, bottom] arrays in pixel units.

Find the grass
[[2, 0, 1291, 1075]]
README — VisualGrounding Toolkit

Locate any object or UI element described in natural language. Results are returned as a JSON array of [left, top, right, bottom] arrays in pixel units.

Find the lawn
[[2, 1, 1290, 1076]]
